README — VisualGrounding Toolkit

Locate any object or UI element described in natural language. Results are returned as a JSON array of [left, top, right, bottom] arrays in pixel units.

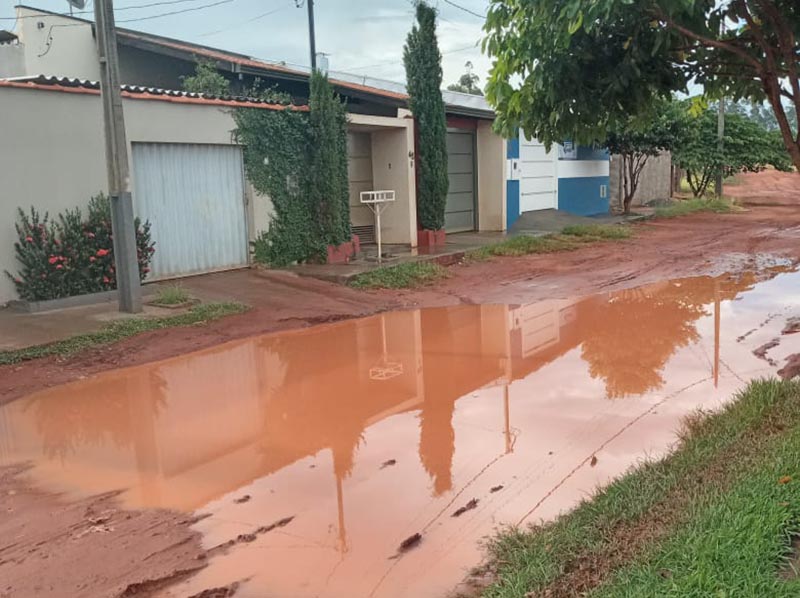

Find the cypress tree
[[403, 1, 449, 231]]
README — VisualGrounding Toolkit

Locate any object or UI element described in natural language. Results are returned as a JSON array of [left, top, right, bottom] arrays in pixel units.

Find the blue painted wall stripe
[[506, 136, 519, 159], [506, 180, 520, 230], [558, 176, 610, 216]]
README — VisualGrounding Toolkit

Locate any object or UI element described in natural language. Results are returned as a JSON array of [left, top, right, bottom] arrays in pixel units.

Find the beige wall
[[610, 152, 672, 208], [0, 86, 272, 304], [370, 126, 418, 246], [476, 120, 506, 231], [13, 7, 100, 81], [0, 42, 25, 78]]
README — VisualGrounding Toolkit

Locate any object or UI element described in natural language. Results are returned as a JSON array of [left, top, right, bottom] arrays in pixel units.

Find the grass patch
[[349, 261, 447, 289], [482, 378, 800, 598], [654, 197, 735, 219], [468, 224, 632, 261], [152, 284, 191, 306], [0, 302, 247, 366]]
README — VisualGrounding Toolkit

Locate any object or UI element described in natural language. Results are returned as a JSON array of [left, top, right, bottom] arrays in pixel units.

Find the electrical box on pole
[[92, 0, 143, 313]]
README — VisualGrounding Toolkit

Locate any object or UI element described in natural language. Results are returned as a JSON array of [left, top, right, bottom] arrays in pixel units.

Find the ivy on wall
[[308, 71, 351, 246], [404, 1, 449, 232], [234, 71, 351, 266]]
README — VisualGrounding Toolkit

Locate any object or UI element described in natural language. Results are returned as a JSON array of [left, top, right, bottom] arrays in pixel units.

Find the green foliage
[[654, 198, 735, 218], [605, 98, 689, 213], [447, 61, 483, 95], [349, 261, 447, 289], [483, 0, 800, 170], [181, 59, 231, 96], [153, 285, 190, 306], [235, 108, 318, 265], [235, 74, 350, 266], [404, 1, 449, 231], [483, 378, 800, 598], [0, 302, 247, 366], [308, 70, 351, 246], [5, 194, 155, 301], [673, 107, 794, 197], [468, 225, 632, 260]]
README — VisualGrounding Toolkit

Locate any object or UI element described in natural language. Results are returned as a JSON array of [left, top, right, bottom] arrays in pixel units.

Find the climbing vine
[[234, 71, 350, 266], [404, 1, 449, 231]]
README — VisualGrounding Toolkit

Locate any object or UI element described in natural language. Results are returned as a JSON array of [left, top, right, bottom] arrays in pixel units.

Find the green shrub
[[654, 198, 735, 218], [349, 262, 447, 289], [5, 194, 155, 301], [153, 285, 190, 305]]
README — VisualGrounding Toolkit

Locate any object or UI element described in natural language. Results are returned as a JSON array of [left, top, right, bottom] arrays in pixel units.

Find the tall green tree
[[181, 59, 231, 96], [605, 98, 688, 214], [308, 70, 351, 246], [674, 107, 793, 197], [404, 1, 450, 232], [483, 0, 800, 172]]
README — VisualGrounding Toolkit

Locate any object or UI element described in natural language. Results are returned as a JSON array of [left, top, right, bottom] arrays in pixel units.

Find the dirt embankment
[[0, 464, 207, 598]]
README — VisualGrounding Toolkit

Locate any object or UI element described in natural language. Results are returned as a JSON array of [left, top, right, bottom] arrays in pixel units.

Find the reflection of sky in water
[[1, 268, 799, 598]]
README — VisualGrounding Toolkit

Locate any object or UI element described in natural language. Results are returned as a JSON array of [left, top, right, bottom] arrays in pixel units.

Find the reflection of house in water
[[0, 272, 760, 548]]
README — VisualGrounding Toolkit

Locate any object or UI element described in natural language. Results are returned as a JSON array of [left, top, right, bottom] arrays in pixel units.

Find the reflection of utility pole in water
[[335, 472, 349, 554], [129, 372, 163, 506], [503, 384, 513, 454], [714, 280, 721, 387]]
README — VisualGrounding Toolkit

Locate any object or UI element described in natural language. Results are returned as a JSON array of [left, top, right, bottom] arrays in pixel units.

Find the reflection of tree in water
[[579, 275, 755, 399], [33, 370, 168, 460]]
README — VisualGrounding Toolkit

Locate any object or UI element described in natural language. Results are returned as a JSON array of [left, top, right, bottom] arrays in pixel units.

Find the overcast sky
[[1, 0, 493, 87]]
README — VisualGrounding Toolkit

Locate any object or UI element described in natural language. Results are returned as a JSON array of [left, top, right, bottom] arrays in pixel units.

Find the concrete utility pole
[[306, 0, 317, 70], [93, 0, 142, 313], [716, 96, 725, 199]]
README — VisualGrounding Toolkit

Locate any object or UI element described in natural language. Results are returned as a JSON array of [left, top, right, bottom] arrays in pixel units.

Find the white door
[[132, 143, 248, 280], [519, 134, 557, 211]]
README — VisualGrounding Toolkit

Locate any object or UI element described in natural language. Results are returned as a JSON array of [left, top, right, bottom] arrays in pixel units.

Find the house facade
[[0, 5, 608, 304]]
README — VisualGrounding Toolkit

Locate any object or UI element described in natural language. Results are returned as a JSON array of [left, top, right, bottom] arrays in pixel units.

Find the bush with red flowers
[[5, 194, 155, 301]]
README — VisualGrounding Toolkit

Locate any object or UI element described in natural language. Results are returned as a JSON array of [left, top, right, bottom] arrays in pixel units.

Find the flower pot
[[417, 229, 446, 247]]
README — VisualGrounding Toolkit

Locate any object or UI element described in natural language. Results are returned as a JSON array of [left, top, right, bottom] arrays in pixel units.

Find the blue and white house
[[505, 133, 610, 229]]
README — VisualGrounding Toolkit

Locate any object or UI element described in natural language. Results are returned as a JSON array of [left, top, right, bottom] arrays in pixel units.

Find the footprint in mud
[[233, 495, 251, 504], [754, 338, 781, 366], [783, 318, 800, 335], [207, 516, 295, 557], [380, 459, 397, 469], [389, 532, 423, 558], [490, 485, 504, 493], [778, 354, 800, 380], [452, 498, 479, 517]]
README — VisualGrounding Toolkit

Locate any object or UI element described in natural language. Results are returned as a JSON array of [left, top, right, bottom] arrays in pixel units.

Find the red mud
[[0, 170, 798, 598]]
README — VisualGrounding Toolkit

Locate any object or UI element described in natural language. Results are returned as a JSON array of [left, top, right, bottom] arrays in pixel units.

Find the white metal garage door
[[347, 132, 376, 243], [520, 134, 557, 211], [132, 143, 248, 280], [445, 129, 476, 232]]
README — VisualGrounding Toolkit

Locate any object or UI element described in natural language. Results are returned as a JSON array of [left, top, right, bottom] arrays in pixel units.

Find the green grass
[[468, 224, 632, 261], [654, 197, 735, 219], [152, 284, 191, 305], [0, 302, 248, 366], [482, 378, 800, 598], [349, 261, 448, 289]]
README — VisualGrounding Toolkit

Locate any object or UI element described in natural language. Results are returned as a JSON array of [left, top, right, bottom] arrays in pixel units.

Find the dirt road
[[0, 171, 798, 598]]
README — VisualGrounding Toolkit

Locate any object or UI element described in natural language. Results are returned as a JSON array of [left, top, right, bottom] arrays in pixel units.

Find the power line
[[442, 0, 485, 19], [0, 0, 217, 20], [199, 5, 289, 37], [344, 41, 479, 72], [116, 0, 233, 23]]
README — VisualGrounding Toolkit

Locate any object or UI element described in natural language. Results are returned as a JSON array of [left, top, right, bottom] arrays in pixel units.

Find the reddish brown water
[[2, 269, 800, 597]]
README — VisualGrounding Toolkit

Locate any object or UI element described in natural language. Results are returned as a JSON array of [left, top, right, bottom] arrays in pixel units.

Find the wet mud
[[2, 267, 800, 597]]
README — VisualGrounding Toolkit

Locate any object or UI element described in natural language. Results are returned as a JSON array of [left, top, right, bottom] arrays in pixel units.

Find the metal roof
[[13, 4, 496, 120]]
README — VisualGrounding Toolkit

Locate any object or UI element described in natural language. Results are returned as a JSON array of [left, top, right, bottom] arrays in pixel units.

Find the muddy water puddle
[[2, 269, 800, 597]]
